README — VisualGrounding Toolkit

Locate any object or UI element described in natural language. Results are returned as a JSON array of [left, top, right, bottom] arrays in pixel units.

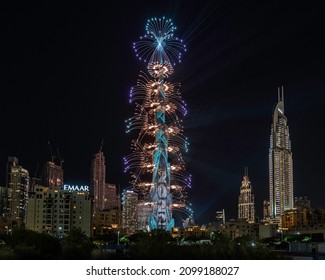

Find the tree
[[61, 227, 93, 259], [6, 228, 61, 259]]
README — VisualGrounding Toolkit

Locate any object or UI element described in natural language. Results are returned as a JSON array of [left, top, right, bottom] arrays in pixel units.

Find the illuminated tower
[[122, 190, 138, 235], [125, 17, 191, 231], [103, 183, 119, 210], [91, 142, 106, 211], [269, 86, 294, 220], [238, 168, 255, 223], [6, 157, 29, 225]]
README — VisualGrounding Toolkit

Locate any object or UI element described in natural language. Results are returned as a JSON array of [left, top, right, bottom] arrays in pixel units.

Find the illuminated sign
[[63, 184, 89, 192]]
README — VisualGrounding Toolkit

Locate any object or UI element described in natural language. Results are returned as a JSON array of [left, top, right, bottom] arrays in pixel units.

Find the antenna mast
[[100, 139, 104, 152]]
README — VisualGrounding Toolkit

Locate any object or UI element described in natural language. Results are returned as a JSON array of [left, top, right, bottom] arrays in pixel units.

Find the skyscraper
[[238, 168, 255, 223], [122, 190, 138, 235], [269, 86, 294, 221], [6, 157, 29, 224], [0, 186, 8, 217], [263, 200, 271, 222], [41, 161, 63, 189], [91, 142, 106, 211], [137, 201, 151, 231], [103, 183, 118, 210]]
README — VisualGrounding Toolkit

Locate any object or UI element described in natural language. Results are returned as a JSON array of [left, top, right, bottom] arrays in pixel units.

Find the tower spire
[[278, 86, 281, 102], [281, 85, 284, 107]]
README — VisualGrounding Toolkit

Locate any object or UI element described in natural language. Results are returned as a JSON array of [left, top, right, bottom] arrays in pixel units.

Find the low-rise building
[[220, 219, 259, 240]]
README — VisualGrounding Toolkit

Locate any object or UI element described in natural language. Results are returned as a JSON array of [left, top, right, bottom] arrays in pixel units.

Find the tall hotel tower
[[238, 168, 255, 223], [91, 142, 106, 211], [6, 157, 29, 224], [269, 86, 293, 221]]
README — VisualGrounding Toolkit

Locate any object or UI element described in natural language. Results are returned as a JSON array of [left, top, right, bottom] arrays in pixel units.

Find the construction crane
[[48, 141, 55, 162], [34, 162, 39, 178], [57, 148, 64, 168]]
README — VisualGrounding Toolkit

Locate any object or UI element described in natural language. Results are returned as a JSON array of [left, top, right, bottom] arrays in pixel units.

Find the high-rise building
[[26, 185, 92, 237], [103, 183, 118, 210], [263, 200, 271, 222], [269, 86, 294, 221], [238, 168, 255, 223], [122, 190, 138, 235], [0, 186, 7, 216], [137, 201, 151, 231], [71, 191, 93, 237], [7, 157, 29, 225], [91, 144, 106, 211], [41, 161, 63, 189]]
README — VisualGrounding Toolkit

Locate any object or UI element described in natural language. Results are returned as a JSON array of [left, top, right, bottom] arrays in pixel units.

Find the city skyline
[[1, 2, 325, 224]]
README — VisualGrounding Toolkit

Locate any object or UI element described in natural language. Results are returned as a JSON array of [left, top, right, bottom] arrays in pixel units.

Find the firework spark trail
[[125, 17, 192, 230]]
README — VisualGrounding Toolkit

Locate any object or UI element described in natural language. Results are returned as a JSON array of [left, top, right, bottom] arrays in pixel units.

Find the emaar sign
[[63, 184, 89, 192]]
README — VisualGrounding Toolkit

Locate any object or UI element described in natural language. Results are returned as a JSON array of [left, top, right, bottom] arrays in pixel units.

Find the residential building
[[91, 144, 106, 211], [93, 209, 121, 236], [122, 190, 138, 234], [103, 183, 119, 210], [7, 157, 29, 225], [26, 185, 92, 237], [41, 161, 63, 189]]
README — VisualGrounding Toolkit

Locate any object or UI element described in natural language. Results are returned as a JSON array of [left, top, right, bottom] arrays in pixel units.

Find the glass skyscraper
[[91, 143, 106, 211], [269, 87, 294, 220]]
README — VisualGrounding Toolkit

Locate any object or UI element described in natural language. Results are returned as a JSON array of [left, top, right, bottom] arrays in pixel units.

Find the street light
[[57, 226, 62, 238]]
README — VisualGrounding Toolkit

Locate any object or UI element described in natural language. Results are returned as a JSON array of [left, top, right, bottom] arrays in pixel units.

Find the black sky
[[1, 1, 325, 224]]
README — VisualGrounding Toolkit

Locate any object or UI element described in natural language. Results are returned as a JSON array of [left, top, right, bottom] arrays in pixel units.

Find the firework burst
[[125, 17, 191, 230]]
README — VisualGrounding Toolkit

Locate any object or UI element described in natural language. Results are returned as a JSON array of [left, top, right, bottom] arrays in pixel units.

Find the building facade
[[294, 196, 311, 208], [238, 169, 255, 223], [41, 161, 63, 190], [93, 209, 121, 236], [0, 186, 8, 217], [7, 157, 29, 225], [281, 207, 325, 231], [220, 219, 259, 241], [91, 146, 106, 211], [269, 87, 294, 220], [122, 190, 138, 235], [26, 185, 92, 237], [137, 201, 151, 231], [263, 200, 271, 222], [103, 183, 119, 210]]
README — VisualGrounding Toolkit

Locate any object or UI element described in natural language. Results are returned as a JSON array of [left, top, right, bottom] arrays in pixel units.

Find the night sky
[[1, 1, 325, 224]]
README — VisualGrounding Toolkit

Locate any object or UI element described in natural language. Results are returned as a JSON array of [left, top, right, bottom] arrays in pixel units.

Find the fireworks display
[[125, 17, 192, 230]]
